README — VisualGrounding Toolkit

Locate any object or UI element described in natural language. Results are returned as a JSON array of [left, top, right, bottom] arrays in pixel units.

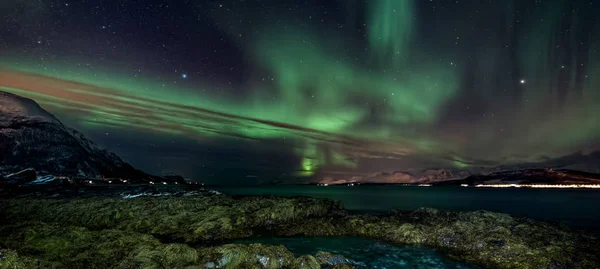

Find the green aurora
[[1, 0, 599, 180]]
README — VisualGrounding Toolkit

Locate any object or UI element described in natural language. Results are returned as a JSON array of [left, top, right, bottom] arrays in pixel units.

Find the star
[[181, 73, 187, 79], [520, 79, 526, 84]]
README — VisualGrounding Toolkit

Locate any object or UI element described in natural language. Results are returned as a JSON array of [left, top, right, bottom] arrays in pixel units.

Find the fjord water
[[234, 237, 474, 269], [217, 185, 600, 229]]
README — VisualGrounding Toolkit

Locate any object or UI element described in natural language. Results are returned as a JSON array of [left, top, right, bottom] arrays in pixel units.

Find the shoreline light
[[474, 184, 600, 189]]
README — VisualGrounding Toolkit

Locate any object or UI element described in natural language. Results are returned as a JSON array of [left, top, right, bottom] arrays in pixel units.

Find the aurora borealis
[[1, 0, 599, 183]]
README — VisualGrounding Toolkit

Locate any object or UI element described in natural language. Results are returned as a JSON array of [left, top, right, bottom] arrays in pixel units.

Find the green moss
[[331, 265, 354, 269], [199, 243, 296, 269], [198, 244, 356, 269], [0, 223, 203, 268], [1, 196, 598, 268], [0, 249, 42, 269], [124, 243, 199, 269], [294, 255, 320, 269], [0, 222, 352, 268], [0, 196, 343, 243]]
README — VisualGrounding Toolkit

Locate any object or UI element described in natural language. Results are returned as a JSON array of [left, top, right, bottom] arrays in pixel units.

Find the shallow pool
[[233, 237, 475, 269]]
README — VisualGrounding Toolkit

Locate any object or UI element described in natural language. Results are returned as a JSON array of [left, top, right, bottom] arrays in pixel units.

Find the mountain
[[437, 169, 600, 186], [0, 91, 166, 182], [316, 153, 600, 185], [317, 171, 415, 185], [417, 168, 473, 182], [317, 169, 471, 185]]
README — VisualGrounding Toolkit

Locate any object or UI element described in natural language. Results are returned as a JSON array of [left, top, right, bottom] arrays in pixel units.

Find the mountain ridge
[[436, 168, 600, 186], [0, 91, 168, 182], [316, 152, 600, 185]]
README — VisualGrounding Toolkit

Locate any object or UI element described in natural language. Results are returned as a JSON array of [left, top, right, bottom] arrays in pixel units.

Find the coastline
[[1, 189, 598, 268]]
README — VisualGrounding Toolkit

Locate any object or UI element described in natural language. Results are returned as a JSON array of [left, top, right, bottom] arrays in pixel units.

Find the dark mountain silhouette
[[437, 169, 600, 186], [0, 91, 169, 183]]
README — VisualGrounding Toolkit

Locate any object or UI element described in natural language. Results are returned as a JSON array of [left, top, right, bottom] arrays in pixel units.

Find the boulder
[[314, 251, 358, 268]]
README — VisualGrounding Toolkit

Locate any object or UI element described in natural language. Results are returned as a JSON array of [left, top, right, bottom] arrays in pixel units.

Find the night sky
[[1, 0, 599, 183]]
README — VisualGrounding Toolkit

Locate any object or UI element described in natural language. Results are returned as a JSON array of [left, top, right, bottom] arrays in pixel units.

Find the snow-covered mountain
[[0, 91, 166, 182], [438, 169, 600, 186], [317, 169, 469, 185], [316, 153, 600, 185]]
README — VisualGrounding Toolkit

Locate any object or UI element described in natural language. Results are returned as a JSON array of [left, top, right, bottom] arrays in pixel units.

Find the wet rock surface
[[232, 236, 472, 269], [198, 244, 354, 269], [0, 194, 598, 268]]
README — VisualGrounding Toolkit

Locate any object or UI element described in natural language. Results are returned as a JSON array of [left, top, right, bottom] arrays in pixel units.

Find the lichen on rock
[[0, 195, 598, 268]]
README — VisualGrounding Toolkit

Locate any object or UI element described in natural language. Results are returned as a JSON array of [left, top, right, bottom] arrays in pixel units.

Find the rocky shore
[[0, 192, 598, 269]]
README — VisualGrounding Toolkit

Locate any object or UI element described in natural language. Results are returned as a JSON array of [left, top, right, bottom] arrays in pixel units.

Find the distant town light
[[475, 184, 600, 189]]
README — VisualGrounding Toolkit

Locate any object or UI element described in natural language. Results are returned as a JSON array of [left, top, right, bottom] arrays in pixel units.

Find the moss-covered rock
[[314, 251, 358, 268], [1, 196, 598, 268], [331, 265, 354, 269], [0, 222, 354, 269], [0, 223, 204, 268], [294, 255, 320, 269], [0, 248, 42, 269], [198, 244, 356, 269], [0, 196, 344, 243], [198, 243, 296, 269]]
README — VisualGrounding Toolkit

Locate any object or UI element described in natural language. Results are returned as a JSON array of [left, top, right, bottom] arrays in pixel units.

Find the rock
[[294, 255, 320, 269], [199, 244, 357, 269], [315, 251, 355, 267], [414, 207, 439, 215], [1, 196, 599, 269], [489, 239, 505, 247], [332, 265, 355, 269], [199, 243, 297, 268], [0, 249, 39, 268]]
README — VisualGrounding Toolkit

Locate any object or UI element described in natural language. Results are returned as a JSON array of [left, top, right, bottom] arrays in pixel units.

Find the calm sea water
[[234, 237, 474, 269], [216, 185, 600, 229]]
